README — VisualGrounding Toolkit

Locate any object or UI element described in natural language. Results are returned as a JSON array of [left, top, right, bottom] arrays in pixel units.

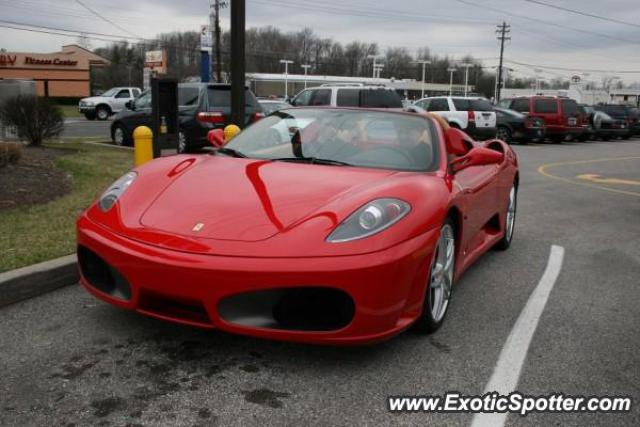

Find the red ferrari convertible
[[77, 108, 518, 345]]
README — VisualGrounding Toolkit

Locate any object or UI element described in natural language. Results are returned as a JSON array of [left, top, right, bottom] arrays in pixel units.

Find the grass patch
[[58, 105, 83, 119], [0, 143, 133, 272]]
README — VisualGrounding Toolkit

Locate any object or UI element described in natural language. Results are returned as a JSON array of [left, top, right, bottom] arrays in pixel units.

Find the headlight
[[327, 198, 411, 243], [84, 101, 94, 106], [98, 172, 137, 212]]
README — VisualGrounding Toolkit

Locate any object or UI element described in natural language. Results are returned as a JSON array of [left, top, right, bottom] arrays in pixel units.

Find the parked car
[[77, 107, 519, 344], [499, 96, 583, 143], [593, 104, 636, 139], [79, 87, 142, 121], [290, 84, 403, 109], [110, 83, 263, 152], [413, 96, 497, 140], [259, 99, 291, 115], [494, 107, 545, 144], [592, 111, 629, 141]]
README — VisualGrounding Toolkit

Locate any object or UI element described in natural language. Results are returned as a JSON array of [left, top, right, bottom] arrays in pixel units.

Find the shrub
[[0, 142, 22, 168], [0, 95, 64, 146]]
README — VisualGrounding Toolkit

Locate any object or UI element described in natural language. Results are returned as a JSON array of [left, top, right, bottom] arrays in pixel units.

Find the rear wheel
[[495, 184, 517, 251], [496, 126, 512, 143], [177, 131, 187, 153], [414, 219, 455, 334], [550, 135, 564, 144]]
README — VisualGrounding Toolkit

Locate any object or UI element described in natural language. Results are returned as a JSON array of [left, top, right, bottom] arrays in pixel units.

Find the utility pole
[[461, 62, 473, 97], [368, 55, 384, 79], [301, 64, 311, 89], [495, 21, 511, 102], [230, 0, 245, 127], [447, 67, 457, 96], [414, 60, 431, 99], [280, 59, 294, 98], [211, 0, 228, 82]]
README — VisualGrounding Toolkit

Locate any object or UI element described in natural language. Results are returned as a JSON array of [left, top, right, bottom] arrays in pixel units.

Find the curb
[[0, 255, 78, 308]]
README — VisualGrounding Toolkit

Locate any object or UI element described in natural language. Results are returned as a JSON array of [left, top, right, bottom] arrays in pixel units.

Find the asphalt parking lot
[[62, 119, 112, 140], [1, 138, 639, 427]]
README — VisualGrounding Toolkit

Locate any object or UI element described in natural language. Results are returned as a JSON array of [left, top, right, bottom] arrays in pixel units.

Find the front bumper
[[78, 105, 96, 113], [76, 214, 439, 345]]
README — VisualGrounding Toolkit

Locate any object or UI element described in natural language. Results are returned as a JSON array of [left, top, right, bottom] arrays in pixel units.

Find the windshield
[[225, 109, 439, 172], [179, 87, 201, 107], [453, 98, 494, 111], [101, 88, 119, 97]]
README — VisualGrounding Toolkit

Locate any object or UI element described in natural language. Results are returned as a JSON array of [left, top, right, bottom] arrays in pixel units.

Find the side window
[[310, 89, 332, 106], [292, 90, 313, 106], [534, 99, 558, 114], [132, 89, 141, 97], [428, 98, 449, 112], [134, 92, 151, 109], [416, 99, 429, 110], [336, 89, 360, 107], [116, 89, 131, 99], [511, 99, 529, 112]]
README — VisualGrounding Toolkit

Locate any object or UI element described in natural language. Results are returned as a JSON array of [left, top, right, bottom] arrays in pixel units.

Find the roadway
[[1, 138, 639, 426], [62, 118, 112, 140]]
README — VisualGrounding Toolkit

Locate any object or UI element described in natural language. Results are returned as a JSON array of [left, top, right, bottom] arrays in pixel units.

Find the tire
[[84, 112, 96, 121], [622, 134, 631, 140], [177, 131, 188, 153], [414, 219, 456, 334], [96, 105, 111, 121], [495, 184, 517, 251], [550, 136, 564, 144], [496, 126, 512, 144], [601, 134, 611, 141], [112, 124, 128, 146]]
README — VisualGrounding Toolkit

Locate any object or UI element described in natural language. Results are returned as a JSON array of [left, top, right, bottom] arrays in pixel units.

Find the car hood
[[139, 156, 397, 242], [80, 96, 107, 103]]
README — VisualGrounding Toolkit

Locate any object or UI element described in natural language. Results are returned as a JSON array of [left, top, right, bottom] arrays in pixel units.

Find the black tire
[[96, 105, 111, 121], [496, 126, 512, 144], [495, 184, 517, 251], [601, 134, 611, 141], [84, 112, 96, 121], [414, 218, 456, 334], [622, 134, 631, 140], [550, 136, 564, 144], [112, 124, 129, 146]]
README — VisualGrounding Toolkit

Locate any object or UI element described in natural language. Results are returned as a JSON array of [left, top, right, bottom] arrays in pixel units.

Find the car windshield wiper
[[272, 157, 353, 166], [212, 147, 247, 158]]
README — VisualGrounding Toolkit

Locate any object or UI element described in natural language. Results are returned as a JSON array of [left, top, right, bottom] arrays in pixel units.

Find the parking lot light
[[280, 59, 294, 98]]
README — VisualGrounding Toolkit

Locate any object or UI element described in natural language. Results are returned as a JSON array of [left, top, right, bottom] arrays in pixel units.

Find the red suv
[[500, 96, 584, 143]]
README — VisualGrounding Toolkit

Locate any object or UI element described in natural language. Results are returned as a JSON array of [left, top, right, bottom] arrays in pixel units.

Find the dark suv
[[499, 96, 583, 143], [111, 83, 263, 152], [593, 104, 637, 139]]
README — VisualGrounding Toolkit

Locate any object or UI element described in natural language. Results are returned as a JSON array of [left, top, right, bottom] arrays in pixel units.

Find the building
[[0, 45, 109, 99], [246, 73, 472, 100], [501, 83, 640, 107]]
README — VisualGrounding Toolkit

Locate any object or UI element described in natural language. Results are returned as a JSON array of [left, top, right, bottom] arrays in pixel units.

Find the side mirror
[[450, 146, 504, 173], [125, 101, 133, 110], [207, 129, 226, 148]]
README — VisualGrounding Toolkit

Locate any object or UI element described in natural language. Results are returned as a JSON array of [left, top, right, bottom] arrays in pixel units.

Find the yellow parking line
[[576, 174, 640, 186], [538, 156, 640, 198]]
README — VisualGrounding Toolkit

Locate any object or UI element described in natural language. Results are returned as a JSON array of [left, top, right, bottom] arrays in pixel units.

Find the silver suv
[[290, 84, 403, 109]]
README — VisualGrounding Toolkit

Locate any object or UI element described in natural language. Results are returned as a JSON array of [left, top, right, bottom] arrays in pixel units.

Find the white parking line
[[471, 245, 565, 427]]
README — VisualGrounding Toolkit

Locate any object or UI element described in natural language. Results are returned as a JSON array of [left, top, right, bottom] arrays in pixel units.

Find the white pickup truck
[[414, 96, 497, 140], [78, 87, 142, 121]]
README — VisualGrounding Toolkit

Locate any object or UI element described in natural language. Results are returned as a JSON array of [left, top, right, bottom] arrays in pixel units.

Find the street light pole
[[230, 0, 245, 127], [461, 62, 472, 97], [280, 59, 294, 98], [301, 64, 311, 89], [413, 60, 431, 99], [368, 55, 383, 79], [447, 67, 457, 96]]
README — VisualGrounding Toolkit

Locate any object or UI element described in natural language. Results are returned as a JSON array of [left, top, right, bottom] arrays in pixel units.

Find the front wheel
[[495, 184, 517, 251], [84, 112, 96, 121], [96, 106, 110, 121], [496, 126, 512, 144], [414, 219, 456, 334]]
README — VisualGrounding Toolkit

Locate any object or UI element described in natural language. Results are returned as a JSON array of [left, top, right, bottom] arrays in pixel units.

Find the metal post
[[280, 60, 293, 98], [230, 0, 245, 127], [461, 63, 472, 97], [447, 68, 456, 96], [496, 21, 511, 102], [302, 64, 311, 89], [413, 60, 431, 99]]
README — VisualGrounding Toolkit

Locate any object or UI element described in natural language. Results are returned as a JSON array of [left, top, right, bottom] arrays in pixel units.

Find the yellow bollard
[[133, 126, 153, 167], [224, 124, 241, 142]]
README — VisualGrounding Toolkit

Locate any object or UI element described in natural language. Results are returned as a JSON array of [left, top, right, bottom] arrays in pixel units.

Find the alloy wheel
[[429, 223, 455, 323]]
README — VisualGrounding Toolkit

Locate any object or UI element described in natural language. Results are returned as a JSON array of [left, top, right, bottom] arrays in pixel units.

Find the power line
[[455, 0, 640, 45], [505, 59, 640, 74], [74, 0, 140, 38], [522, 0, 640, 29]]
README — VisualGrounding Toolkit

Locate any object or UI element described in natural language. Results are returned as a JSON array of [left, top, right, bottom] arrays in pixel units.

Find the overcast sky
[[1, 0, 640, 83]]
